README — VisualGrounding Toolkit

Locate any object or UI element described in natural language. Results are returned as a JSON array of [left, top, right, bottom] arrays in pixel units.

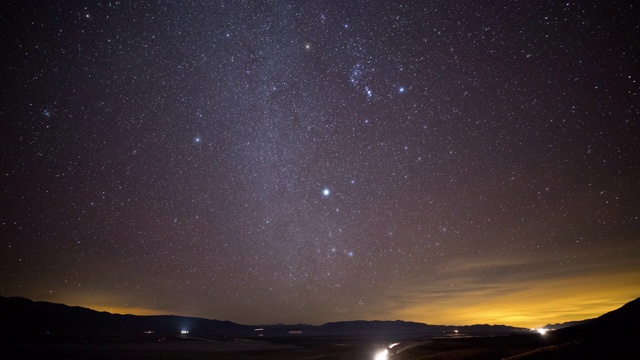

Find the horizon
[[7, 293, 638, 329], [2, 1, 639, 332]]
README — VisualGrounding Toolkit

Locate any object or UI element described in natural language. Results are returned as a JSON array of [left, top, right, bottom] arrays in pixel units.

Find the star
[[365, 86, 372, 98], [322, 188, 330, 197]]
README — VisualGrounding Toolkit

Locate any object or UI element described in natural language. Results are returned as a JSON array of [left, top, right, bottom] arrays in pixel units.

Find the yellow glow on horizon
[[33, 293, 178, 317], [391, 270, 640, 328], [85, 305, 171, 316]]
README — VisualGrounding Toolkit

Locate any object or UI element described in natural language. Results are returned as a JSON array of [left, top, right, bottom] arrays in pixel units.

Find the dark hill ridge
[[591, 296, 640, 325], [499, 297, 640, 359], [317, 319, 524, 337], [0, 296, 527, 340], [543, 319, 591, 330], [550, 296, 640, 342], [0, 296, 251, 339]]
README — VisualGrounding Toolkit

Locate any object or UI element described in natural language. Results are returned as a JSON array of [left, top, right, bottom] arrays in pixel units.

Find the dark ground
[[6, 332, 639, 360], [6, 334, 389, 360]]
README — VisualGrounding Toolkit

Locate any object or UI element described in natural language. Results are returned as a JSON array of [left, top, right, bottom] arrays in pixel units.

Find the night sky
[[1, 1, 639, 328]]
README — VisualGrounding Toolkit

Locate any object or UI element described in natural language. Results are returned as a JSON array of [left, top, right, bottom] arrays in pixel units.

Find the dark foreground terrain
[[392, 333, 638, 359], [8, 334, 388, 360], [6, 329, 639, 360]]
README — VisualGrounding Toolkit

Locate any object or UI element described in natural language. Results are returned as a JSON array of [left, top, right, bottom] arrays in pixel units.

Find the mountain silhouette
[[0, 295, 525, 340], [503, 297, 640, 359]]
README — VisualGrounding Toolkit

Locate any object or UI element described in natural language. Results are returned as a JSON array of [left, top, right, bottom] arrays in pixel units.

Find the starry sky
[[1, 1, 639, 328]]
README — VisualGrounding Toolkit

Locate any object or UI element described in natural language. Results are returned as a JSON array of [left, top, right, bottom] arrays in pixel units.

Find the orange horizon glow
[[30, 281, 638, 329], [81, 305, 173, 317], [59, 293, 639, 329], [387, 270, 640, 328]]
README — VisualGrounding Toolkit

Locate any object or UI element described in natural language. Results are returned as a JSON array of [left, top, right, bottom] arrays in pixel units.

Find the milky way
[[1, 1, 639, 327]]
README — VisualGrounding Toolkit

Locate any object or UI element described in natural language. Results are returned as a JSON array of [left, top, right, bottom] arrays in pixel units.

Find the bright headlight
[[373, 349, 388, 360]]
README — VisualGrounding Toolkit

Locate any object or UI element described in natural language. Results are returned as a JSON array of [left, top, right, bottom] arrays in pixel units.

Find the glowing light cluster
[[536, 328, 548, 335], [373, 349, 388, 360]]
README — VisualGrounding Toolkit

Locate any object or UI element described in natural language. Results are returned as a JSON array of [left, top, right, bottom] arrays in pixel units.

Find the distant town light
[[374, 349, 388, 360], [536, 328, 548, 335], [181, 330, 189, 335]]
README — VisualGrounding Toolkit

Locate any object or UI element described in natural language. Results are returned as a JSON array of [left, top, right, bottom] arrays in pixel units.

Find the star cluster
[[1, 1, 639, 327]]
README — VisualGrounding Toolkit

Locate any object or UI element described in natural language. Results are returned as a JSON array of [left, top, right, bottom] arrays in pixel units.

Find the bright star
[[399, 86, 406, 93], [194, 136, 202, 144], [322, 188, 330, 196]]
